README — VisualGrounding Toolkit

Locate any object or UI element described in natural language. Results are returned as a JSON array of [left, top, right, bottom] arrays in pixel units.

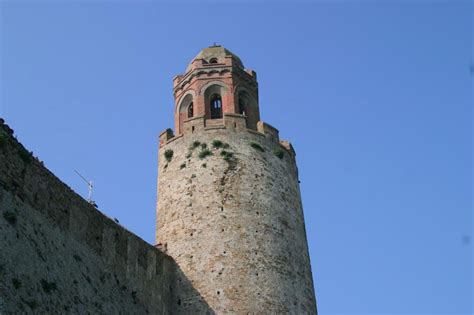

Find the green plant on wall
[[164, 149, 174, 162], [220, 150, 234, 161], [273, 148, 284, 159], [212, 140, 223, 148], [250, 142, 264, 152], [198, 149, 212, 159]]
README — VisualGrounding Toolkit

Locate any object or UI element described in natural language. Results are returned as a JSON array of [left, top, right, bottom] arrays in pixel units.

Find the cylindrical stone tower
[[156, 45, 317, 314]]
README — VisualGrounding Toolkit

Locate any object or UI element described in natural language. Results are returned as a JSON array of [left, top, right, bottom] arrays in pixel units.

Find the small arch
[[200, 81, 228, 96], [209, 58, 218, 64], [187, 102, 194, 118], [235, 88, 259, 130], [210, 94, 222, 119], [177, 92, 195, 114]]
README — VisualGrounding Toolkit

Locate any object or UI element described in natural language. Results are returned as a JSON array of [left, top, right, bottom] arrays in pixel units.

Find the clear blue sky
[[1, 1, 472, 314]]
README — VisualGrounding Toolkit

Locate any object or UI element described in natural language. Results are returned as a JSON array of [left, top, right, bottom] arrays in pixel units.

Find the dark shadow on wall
[[167, 261, 216, 315]]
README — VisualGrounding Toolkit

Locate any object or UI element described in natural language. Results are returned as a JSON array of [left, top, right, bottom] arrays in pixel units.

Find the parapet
[[160, 114, 263, 143], [257, 121, 279, 144], [279, 140, 296, 156], [159, 128, 175, 146], [158, 114, 296, 159]]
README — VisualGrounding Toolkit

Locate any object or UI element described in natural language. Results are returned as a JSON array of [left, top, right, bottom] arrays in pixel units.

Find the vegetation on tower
[[164, 149, 174, 162]]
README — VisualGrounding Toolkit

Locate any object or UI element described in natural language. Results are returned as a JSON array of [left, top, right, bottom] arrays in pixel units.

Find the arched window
[[187, 102, 194, 118], [238, 98, 246, 115], [210, 94, 222, 119], [209, 58, 218, 64]]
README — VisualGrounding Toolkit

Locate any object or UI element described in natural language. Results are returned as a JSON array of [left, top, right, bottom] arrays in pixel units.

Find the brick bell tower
[[156, 45, 317, 314]]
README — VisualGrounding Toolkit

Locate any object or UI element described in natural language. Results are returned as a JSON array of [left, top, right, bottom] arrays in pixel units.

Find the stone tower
[[156, 45, 317, 314]]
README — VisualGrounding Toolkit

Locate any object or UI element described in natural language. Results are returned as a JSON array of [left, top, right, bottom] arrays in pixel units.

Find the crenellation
[[159, 128, 174, 146], [257, 121, 280, 143], [279, 139, 296, 157], [223, 113, 247, 130]]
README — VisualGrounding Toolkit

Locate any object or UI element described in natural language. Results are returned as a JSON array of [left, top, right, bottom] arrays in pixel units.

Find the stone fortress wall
[[156, 113, 317, 314], [0, 120, 207, 314]]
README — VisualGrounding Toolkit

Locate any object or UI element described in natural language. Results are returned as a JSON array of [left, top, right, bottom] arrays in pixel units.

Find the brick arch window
[[210, 94, 222, 119], [209, 58, 218, 64], [188, 102, 194, 118]]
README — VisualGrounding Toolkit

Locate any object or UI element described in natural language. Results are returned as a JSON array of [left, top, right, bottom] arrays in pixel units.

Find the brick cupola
[[172, 45, 260, 135]]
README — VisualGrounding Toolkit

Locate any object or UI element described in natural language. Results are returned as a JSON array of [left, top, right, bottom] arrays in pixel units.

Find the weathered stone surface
[[0, 45, 317, 314], [0, 122, 184, 313], [157, 117, 317, 314]]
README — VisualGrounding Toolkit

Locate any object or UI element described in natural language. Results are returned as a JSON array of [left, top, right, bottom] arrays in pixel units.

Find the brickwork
[[173, 46, 260, 134]]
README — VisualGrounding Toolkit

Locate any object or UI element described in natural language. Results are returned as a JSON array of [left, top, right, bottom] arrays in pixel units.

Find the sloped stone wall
[[0, 120, 181, 314]]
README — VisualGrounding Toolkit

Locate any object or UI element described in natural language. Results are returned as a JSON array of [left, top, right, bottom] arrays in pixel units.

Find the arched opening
[[236, 89, 260, 130], [203, 83, 228, 120], [187, 102, 194, 118], [210, 94, 222, 119], [238, 98, 246, 115], [209, 58, 218, 64], [177, 93, 195, 134]]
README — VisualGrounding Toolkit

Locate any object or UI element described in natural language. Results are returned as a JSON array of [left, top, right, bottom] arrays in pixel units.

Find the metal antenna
[[74, 170, 94, 204]]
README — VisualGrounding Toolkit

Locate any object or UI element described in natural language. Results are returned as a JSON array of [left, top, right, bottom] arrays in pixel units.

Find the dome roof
[[186, 45, 244, 73]]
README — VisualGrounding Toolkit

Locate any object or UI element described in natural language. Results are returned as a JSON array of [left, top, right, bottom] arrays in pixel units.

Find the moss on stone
[[273, 148, 284, 159], [250, 142, 264, 152], [212, 140, 223, 148], [198, 149, 212, 159]]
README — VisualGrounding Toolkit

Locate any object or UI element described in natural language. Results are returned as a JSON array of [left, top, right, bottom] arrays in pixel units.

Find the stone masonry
[[156, 46, 317, 314], [0, 120, 189, 314], [0, 45, 317, 314]]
